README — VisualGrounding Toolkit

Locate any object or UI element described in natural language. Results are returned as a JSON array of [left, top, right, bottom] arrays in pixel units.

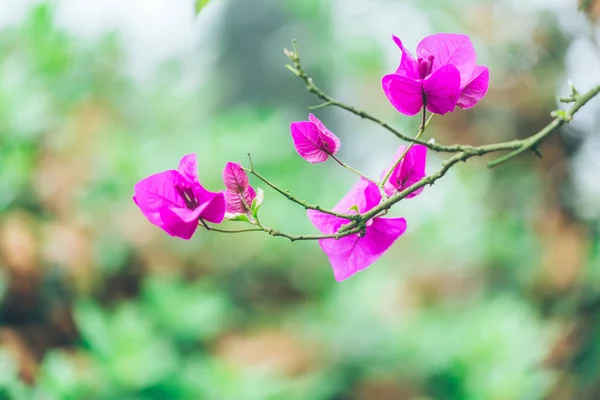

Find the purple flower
[[307, 179, 407, 281], [133, 153, 225, 240], [381, 145, 427, 198], [222, 161, 256, 214], [290, 114, 341, 163], [382, 33, 489, 116]]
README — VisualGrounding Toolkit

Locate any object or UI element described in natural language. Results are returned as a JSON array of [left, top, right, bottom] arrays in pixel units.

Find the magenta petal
[[222, 162, 248, 193], [417, 33, 476, 87], [169, 202, 210, 223], [382, 74, 424, 116], [319, 217, 407, 281], [225, 185, 256, 214], [246, 185, 257, 204], [308, 114, 341, 154], [383, 145, 427, 198], [333, 178, 382, 215], [177, 153, 200, 185], [158, 208, 199, 240], [423, 64, 461, 115], [225, 191, 243, 214], [457, 66, 489, 109], [188, 180, 226, 223], [290, 121, 335, 163], [307, 209, 349, 235], [197, 191, 226, 224], [392, 35, 419, 78], [133, 154, 226, 239], [133, 170, 186, 217], [307, 179, 380, 234], [133, 170, 198, 239]]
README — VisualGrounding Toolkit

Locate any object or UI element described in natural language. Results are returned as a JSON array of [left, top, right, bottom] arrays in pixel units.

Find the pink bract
[[222, 161, 257, 214], [290, 113, 341, 163], [382, 33, 489, 116], [133, 153, 226, 240], [307, 179, 407, 281], [381, 145, 427, 198]]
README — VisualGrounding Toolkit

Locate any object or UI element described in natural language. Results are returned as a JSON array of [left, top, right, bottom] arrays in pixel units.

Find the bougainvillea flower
[[382, 33, 489, 116], [133, 154, 225, 240], [381, 144, 427, 197], [307, 179, 407, 281], [222, 161, 257, 214], [290, 113, 341, 163]]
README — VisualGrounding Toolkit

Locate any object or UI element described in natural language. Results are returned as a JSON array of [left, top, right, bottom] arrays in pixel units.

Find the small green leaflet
[[195, 0, 211, 15], [227, 214, 250, 223], [251, 189, 264, 220]]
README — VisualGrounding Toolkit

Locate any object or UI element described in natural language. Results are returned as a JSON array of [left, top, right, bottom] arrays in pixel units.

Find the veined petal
[[178, 153, 200, 185], [307, 209, 349, 235], [382, 145, 427, 198], [423, 64, 461, 115], [318, 216, 407, 281], [392, 35, 419, 78], [332, 178, 382, 215], [225, 185, 256, 214], [382, 74, 423, 116], [222, 161, 248, 194], [417, 33, 476, 87], [457, 66, 489, 109], [290, 121, 335, 163], [308, 114, 341, 154]]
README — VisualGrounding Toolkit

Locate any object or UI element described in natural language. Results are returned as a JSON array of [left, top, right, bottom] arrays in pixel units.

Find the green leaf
[[251, 188, 264, 219], [227, 213, 250, 223], [195, 0, 211, 15]]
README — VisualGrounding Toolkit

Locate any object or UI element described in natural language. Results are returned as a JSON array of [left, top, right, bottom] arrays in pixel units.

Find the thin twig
[[381, 107, 428, 187], [244, 153, 359, 221], [206, 226, 264, 234], [202, 221, 363, 242], [328, 153, 377, 184]]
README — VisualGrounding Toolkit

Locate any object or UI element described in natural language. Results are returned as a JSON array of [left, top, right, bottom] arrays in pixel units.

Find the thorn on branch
[[568, 80, 580, 97], [558, 96, 576, 103], [531, 146, 543, 159]]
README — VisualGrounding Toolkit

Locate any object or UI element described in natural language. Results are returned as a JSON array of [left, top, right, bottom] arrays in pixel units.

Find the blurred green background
[[1, 0, 600, 399]]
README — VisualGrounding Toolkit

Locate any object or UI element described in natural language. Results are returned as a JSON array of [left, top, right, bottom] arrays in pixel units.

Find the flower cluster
[[382, 33, 489, 115], [133, 33, 488, 281]]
